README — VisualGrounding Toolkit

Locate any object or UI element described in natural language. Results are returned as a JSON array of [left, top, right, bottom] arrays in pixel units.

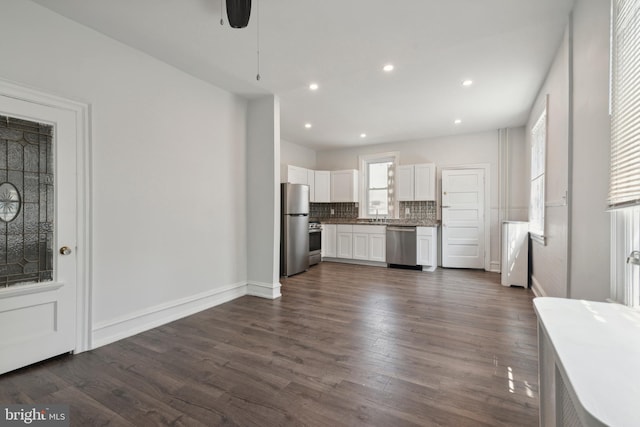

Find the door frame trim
[[0, 78, 92, 353], [439, 164, 491, 271]]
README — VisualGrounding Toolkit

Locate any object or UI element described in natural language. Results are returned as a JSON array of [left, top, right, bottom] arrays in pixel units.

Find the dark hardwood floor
[[0, 263, 539, 426]]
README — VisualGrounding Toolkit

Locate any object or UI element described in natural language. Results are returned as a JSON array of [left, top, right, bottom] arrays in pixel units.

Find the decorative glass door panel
[[0, 87, 79, 375], [0, 115, 54, 287]]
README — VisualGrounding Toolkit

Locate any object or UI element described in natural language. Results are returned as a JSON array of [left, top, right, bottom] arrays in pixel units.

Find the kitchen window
[[359, 152, 399, 218], [610, 0, 640, 307]]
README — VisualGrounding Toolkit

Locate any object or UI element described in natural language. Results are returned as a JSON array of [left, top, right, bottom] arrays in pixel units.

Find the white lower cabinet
[[353, 225, 386, 262], [417, 226, 438, 271], [353, 233, 369, 260], [322, 224, 336, 258], [369, 233, 386, 262], [325, 224, 386, 264], [337, 225, 353, 259]]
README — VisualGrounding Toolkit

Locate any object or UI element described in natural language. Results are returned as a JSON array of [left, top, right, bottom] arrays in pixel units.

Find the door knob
[[59, 246, 72, 255]]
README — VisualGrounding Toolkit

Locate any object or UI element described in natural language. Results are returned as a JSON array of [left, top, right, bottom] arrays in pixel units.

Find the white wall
[[247, 96, 281, 298], [280, 139, 317, 170], [528, 0, 611, 301], [568, 0, 611, 301], [527, 28, 571, 298], [316, 128, 527, 271], [0, 0, 249, 346]]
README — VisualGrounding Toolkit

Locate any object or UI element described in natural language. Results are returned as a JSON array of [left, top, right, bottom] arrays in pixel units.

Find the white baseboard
[[247, 281, 281, 299], [91, 281, 247, 349], [489, 261, 501, 273], [322, 258, 387, 268], [531, 275, 547, 297]]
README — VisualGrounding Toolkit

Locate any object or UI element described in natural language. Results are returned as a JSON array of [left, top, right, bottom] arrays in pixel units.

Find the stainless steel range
[[309, 220, 322, 266]]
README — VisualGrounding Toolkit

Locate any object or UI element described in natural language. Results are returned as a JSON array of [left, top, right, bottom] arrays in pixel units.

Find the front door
[[0, 94, 78, 375], [441, 168, 485, 269]]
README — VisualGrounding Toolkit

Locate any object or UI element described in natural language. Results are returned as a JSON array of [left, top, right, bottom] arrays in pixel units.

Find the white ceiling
[[32, 0, 575, 150]]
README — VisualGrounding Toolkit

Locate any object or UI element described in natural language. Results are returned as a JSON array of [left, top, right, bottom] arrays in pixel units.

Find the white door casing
[[0, 80, 90, 374], [441, 168, 487, 269]]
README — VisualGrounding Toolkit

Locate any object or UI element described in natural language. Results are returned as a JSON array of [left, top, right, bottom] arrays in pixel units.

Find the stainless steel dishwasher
[[386, 226, 417, 266]]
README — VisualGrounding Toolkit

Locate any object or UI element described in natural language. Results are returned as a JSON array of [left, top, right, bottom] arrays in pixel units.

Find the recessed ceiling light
[[454, 119, 462, 125], [309, 83, 319, 91], [462, 79, 473, 87], [360, 133, 367, 138], [305, 123, 312, 129], [383, 64, 394, 72]]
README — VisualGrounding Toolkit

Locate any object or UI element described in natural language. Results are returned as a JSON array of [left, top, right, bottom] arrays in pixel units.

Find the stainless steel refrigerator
[[281, 183, 309, 277]]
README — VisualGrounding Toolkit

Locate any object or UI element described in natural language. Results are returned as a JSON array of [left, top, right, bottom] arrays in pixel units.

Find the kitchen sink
[[356, 220, 389, 224]]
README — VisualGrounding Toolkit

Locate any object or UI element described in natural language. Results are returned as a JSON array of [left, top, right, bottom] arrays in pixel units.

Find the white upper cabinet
[[331, 170, 359, 202], [396, 163, 436, 201], [396, 165, 415, 201], [283, 166, 359, 203], [314, 171, 331, 203], [414, 163, 436, 201], [307, 169, 315, 202], [285, 165, 308, 185]]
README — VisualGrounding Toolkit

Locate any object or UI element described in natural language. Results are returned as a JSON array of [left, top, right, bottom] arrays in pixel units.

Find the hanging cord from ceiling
[[256, 0, 260, 81], [220, 0, 224, 25]]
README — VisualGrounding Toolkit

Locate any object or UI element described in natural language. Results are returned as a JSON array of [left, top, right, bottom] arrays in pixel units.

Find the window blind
[[609, 0, 640, 209]]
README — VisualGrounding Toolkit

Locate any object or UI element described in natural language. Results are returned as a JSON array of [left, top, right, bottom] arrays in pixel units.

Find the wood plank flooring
[[0, 263, 539, 426]]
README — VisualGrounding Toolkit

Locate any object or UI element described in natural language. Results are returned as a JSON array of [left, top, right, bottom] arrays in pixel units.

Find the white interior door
[[0, 95, 78, 375], [441, 168, 485, 269]]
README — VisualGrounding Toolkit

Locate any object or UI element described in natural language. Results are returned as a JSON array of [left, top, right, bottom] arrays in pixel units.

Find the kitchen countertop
[[318, 218, 440, 227]]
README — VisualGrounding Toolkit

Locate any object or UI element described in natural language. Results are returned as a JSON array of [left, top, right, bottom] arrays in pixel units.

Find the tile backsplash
[[311, 200, 436, 222], [398, 201, 437, 222], [310, 202, 358, 219]]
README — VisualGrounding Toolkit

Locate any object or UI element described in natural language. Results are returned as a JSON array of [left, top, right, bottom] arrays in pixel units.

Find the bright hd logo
[[1, 405, 69, 426]]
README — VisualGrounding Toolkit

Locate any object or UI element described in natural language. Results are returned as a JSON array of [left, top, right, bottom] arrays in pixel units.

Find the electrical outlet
[[405, 207, 410, 215], [330, 208, 334, 215]]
